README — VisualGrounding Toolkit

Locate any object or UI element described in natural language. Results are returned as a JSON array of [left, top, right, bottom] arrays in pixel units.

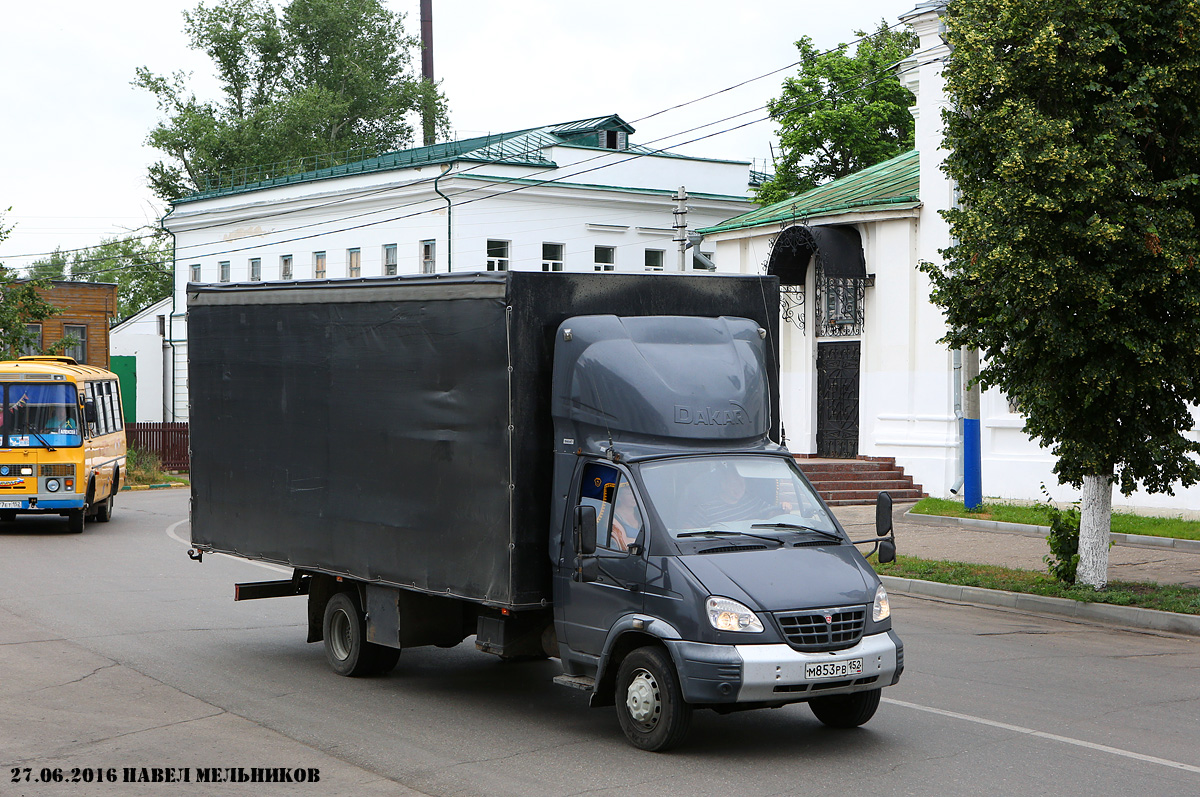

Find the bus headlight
[[706, 597, 764, 633], [20, 466, 33, 476], [46, 479, 60, 492]]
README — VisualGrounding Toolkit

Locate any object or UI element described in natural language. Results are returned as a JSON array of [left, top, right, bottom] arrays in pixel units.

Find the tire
[[614, 646, 693, 752], [809, 687, 882, 728], [95, 495, 113, 523], [67, 508, 85, 534], [321, 592, 399, 677]]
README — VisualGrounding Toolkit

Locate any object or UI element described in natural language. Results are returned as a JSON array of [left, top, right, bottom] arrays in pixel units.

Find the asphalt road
[[2, 489, 1199, 796]]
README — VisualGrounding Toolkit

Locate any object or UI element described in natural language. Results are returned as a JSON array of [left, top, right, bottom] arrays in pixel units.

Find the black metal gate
[[816, 341, 860, 458]]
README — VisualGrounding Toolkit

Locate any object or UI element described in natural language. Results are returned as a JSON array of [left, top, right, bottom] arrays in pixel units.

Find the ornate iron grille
[[780, 285, 806, 331], [815, 265, 866, 337], [773, 606, 866, 651]]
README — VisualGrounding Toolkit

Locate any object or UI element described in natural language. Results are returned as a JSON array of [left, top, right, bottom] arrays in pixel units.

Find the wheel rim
[[328, 607, 353, 661], [625, 668, 661, 729]]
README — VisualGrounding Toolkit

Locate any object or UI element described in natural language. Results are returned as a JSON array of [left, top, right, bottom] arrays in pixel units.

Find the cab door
[[558, 461, 648, 656]]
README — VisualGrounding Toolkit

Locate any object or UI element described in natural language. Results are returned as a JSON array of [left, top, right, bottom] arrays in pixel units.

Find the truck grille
[[774, 606, 866, 651], [41, 464, 75, 477]]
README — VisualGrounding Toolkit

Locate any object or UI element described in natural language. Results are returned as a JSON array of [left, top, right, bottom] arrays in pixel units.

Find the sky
[[0, 0, 913, 273]]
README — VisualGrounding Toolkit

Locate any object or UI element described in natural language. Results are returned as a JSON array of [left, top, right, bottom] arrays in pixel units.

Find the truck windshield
[[1, 383, 81, 448], [639, 455, 838, 540]]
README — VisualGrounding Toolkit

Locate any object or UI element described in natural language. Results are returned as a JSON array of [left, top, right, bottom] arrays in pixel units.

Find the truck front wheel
[[614, 646, 692, 752], [809, 687, 882, 728], [322, 592, 400, 677]]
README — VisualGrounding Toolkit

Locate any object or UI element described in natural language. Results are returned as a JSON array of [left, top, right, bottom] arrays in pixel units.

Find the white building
[[157, 114, 757, 421], [109, 297, 171, 423], [701, 2, 1200, 512]]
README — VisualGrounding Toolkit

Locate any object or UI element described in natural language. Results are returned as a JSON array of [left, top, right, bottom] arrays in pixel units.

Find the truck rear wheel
[[322, 592, 399, 677], [809, 687, 882, 728], [614, 646, 692, 752]]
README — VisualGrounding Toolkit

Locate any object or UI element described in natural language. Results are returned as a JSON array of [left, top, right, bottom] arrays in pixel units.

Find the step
[[803, 479, 920, 493], [552, 674, 595, 692], [824, 488, 925, 503]]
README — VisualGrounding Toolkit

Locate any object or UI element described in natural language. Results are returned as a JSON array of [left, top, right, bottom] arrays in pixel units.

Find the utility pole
[[420, 0, 435, 146], [672, 186, 689, 271], [963, 346, 982, 510]]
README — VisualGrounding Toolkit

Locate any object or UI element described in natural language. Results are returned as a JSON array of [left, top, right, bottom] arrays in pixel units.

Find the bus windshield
[[1, 383, 81, 448]]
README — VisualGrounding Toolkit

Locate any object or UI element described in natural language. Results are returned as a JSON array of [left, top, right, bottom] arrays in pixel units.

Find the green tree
[[27, 248, 70, 281], [922, 0, 1200, 589], [757, 22, 917, 206], [67, 231, 174, 321], [0, 211, 67, 359], [135, 0, 449, 202]]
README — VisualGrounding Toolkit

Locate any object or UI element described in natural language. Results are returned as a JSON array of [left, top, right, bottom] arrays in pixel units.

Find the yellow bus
[[0, 356, 127, 533]]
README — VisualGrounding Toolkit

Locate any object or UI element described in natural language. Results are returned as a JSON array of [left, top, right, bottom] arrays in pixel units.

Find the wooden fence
[[126, 422, 190, 472]]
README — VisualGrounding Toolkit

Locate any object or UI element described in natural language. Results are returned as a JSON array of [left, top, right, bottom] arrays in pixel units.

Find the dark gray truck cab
[[187, 271, 900, 752]]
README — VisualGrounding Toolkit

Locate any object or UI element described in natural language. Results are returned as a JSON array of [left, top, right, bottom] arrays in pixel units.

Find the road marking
[[884, 697, 1200, 774], [165, 519, 290, 574]]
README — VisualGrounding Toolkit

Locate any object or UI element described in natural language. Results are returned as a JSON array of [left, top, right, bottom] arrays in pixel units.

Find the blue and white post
[[963, 347, 982, 510]]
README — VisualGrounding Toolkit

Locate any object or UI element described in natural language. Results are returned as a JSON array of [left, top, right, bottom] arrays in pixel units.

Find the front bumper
[[667, 629, 903, 705], [0, 494, 86, 511]]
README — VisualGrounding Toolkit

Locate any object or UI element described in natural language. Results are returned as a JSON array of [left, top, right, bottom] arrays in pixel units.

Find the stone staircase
[[795, 456, 925, 506]]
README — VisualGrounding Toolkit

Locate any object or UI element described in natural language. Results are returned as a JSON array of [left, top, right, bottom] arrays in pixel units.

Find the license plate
[[0, 501, 21, 509], [806, 658, 863, 680]]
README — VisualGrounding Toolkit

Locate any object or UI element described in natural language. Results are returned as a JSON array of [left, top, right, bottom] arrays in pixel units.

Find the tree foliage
[[923, 0, 1200, 501], [756, 22, 917, 206], [67, 232, 174, 321], [0, 211, 66, 360], [135, 0, 449, 202]]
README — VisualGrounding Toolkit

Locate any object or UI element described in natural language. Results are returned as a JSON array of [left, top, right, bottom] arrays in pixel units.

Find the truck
[[186, 271, 901, 751]]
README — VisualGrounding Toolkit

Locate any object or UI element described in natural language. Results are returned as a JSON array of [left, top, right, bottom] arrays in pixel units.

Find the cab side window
[[579, 462, 644, 553]]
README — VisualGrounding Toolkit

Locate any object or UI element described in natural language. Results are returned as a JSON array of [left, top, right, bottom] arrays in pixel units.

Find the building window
[[22, 324, 42, 357], [64, 325, 87, 364], [314, 251, 326, 279], [280, 254, 293, 280], [190, 264, 201, 282], [249, 258, 261, 281], [486, 240, 510, 271], [420, 240, 436, 274], [542, 243, 564, 272], [594, 246, 616, 271], [348, 248, 361, 278], [219, 261, 230, 282], [644, 249, 665, 271], [383, 244, 398, 276]]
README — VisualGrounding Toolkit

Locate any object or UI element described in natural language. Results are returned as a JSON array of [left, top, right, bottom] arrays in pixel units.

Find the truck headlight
[[46, 479, 60, 492], [872, 583, 891, 622], [706, 597, 764, 633]]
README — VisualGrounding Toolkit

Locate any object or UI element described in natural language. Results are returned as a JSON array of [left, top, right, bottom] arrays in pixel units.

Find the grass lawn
[[910, 497, 1200, 541], [873, 554, 1200, 616]]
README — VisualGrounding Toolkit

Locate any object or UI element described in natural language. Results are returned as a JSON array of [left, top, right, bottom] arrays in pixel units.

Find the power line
[[2, 21, 921, 265]]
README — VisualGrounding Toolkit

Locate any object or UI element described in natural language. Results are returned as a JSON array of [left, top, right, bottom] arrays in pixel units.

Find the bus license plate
[[806, 658, 863, 680], [0, 501, 21, 509]]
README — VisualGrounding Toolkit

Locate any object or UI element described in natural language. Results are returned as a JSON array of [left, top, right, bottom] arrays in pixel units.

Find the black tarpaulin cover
[[188, 271, 779, 608]]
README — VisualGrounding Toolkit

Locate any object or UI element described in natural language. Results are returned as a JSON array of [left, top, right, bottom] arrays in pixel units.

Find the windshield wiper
[[676, 530, 784, 546], [751, 522, 842, 543], [28, 430, 55, 452]]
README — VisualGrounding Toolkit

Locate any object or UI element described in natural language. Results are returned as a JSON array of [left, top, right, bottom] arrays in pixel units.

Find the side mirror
[[877, 538, 896, 565], [876, 491, 893, 537], [84, 398, 97, 424], [574, 505, 598, 556]]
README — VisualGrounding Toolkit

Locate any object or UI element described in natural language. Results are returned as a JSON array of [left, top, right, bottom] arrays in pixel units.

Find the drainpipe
[[161, 208, 178, 423], [434, 164, 452, 272]]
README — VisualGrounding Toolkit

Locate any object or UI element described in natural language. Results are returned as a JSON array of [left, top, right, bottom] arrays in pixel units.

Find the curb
[[881, 575, 1200, 637], [122, 483, 188, 491], [903, 509, 1200, 554]]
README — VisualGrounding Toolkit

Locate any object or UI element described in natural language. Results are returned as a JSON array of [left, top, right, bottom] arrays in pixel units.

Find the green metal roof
[[700, 150, 920, 235], [175, 114, 686, 204]]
